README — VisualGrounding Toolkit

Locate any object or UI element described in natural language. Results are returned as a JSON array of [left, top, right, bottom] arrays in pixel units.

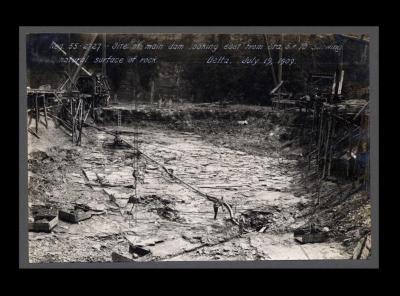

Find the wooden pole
[[150, 80, 155, 105], [28, 128, 40, 139], [327, 117, 336, 177], [278, 34, 283, 84], [71, 34, 98, 85], [277, 34, 283, 110], [74, 97, 82, 121], [102, 33, 107, 76], [322, 113, 332, 180], [312, 101, 317, 137], [35, 93, 39, 133], [263, 34, 278, 87], [83, 102, 92, 123], [78, 99, 84, 145], [43, 94, 48, 128], [28, 110, 33, 127], [307, 102, 315, 171], [317, 106, 324, 165], [71, 99, 74, 142]]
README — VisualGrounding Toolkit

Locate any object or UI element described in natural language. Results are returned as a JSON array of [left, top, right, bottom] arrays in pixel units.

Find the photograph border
[[19, 26, 379, 269]]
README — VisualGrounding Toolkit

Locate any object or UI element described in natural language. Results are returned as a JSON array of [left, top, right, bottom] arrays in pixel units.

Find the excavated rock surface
[[28, 118, 351, 262]]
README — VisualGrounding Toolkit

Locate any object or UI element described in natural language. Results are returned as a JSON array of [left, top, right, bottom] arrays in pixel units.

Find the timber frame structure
[[27, 33, 111, 145]]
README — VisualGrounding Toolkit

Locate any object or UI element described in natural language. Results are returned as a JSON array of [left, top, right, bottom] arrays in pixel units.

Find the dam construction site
[[26, 33, 371, 263]]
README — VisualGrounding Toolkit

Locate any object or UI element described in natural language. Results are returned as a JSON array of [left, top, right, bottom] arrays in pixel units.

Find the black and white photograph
[[21, 27, 377, 266]]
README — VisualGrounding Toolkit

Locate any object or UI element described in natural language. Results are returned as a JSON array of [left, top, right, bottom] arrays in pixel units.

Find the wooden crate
[[29, 216, 58, 233], [294, 232, 328, 244], [59, 209, 92, 223]]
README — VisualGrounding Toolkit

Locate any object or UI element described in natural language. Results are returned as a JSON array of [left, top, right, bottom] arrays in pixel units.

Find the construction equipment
[[28, 34, 112, 145]]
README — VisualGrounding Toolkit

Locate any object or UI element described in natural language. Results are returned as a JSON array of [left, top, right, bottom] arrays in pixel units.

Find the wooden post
[[43, 94, 48, 128], [277, 34, 283, 110], [322, 113, 332, 180], [327, 117, 336, 177], [92, 98, 96, 120], [28, 110, 33, 127], [317, 106, 325, 165], [35, 93, 39, 134], [83, 102, 92, 123], [80, 99, 84, 145], [312, 101, 317, 137], [319, 114, 327, 173], [150, 80, 155, 105], [71, 34, 98, 85], [74, 98, 82, 122], [71, 99, 74, 142], [307, 100, 317, 171], [76, 100, 81, 145], [349, 126, 355, 186], [102, 33, 107, 77], [278, 34, 283, 84], [263, 34, 278, 87]]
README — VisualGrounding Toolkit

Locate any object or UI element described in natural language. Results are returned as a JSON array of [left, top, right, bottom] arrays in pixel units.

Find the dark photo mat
[[19, 26, 379, 269]]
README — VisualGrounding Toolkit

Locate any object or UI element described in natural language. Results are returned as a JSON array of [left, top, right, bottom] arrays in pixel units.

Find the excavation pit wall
[[93, 103, 304, 159]]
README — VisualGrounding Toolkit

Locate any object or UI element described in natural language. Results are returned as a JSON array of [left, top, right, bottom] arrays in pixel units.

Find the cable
[[83, 122, 240, 225]]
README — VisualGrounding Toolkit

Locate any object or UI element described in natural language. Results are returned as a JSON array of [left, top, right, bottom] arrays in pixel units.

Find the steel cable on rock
[[83, 122, 240, 226]]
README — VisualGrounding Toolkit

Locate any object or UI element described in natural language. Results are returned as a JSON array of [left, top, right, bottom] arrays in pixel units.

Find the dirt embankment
[[96, 103, 303, 158]]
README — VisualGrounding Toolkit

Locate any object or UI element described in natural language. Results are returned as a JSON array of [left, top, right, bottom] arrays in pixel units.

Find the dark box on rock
[[29, 216, 58, 233], [59, 208, 92, 223], [294, 232, 328, 244]]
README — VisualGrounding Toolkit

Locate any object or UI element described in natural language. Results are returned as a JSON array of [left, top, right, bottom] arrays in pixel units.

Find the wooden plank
[[331, 72, 337, 95], [337, 70, 344, 95], [28, 128, 40, 139], [270, 81, 284, 95], [71, 34, 98, 84], [52, 41, 92, 76]]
